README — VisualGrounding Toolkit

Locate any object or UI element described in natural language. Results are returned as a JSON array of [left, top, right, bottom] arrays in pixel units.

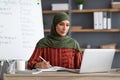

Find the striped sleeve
[[27, 48, 43, 69], [74, 50, 82, 69]]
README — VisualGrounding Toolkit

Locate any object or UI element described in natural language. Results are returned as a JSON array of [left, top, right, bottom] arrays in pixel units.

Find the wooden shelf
[[44, 29, 120, 32], [43, 10, 69, 14], [81, 48, 120, 52], [71, 9, 120, 13], [71, 29, 120, 32], [43, 9, 120, 14]]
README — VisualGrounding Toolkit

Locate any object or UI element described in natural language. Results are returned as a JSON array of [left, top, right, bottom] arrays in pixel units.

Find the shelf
[[71, 9, 120, 13], [44, 29, 120, 32], [71, 29, 120, 32], [42, 9, 120, 14], [81, 48, 120, 52], [43, 10, 69, 14]]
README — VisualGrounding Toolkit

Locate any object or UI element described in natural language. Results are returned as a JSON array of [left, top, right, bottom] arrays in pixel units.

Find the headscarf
[[36, 12, 81, 51]]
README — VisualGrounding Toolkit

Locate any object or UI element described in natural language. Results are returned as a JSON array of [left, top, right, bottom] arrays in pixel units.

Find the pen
[[39, 56, 47, 63], [39, 56, 52, 67]]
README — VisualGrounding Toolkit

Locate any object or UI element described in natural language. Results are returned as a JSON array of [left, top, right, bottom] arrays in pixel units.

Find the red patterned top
[[27, 47, 82, 69]]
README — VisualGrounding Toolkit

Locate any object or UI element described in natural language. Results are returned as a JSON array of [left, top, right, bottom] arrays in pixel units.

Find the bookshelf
[[43, 9, 120, 14], [41, 0, 120, 52]]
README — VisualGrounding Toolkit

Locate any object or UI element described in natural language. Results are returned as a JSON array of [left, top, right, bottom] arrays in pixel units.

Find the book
[[103, 12, 107, 29], [93, 12, 99, 29], [107, 12, 112, 29], [98, 12, 103, 29]]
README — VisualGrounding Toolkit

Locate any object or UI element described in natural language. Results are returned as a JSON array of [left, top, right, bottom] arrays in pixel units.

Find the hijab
[[36, 12, 81, 51]]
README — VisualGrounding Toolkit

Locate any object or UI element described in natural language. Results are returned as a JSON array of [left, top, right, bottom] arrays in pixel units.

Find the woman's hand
[[34, 61, 51, 69]]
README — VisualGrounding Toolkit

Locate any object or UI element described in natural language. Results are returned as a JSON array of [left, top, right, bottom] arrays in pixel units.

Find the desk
[[4, 72, 120, 80]]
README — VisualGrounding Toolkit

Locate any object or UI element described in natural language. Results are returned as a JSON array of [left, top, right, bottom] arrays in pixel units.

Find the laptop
[[79, 49, 115, 73]]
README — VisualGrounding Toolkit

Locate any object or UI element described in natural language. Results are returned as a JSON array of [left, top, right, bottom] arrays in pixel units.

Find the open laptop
[[48, 49, 115, 74], [79, 49, 115, 73]]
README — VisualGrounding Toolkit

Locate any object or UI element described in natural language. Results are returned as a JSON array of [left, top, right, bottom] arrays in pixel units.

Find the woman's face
[[56, 20, 70, 36]]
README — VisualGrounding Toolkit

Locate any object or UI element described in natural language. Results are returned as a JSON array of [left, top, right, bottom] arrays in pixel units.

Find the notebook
[[15, 66, 77, 74], [79, 49, 115, 73]]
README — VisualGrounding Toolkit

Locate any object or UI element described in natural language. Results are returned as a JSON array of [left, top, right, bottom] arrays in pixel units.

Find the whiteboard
[[0, 0, 44, 60]]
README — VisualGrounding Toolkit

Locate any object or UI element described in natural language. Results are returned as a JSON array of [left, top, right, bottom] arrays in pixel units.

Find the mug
[[16, 60, 25, 71]]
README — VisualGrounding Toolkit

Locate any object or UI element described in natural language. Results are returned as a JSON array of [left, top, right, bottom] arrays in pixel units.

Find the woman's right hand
[[34, 61, 51, 69]]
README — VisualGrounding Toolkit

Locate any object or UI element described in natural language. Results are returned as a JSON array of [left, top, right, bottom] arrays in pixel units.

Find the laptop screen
[[80, 49, 115, 73]]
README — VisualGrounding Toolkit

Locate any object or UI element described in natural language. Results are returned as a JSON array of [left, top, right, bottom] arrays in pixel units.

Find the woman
[[27, 12, 82, 69]]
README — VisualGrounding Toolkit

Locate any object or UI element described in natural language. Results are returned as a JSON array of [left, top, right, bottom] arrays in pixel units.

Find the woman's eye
[[66, 24, 70, 27], [67, 24, 70, 27], [59, 23, 64, 26]]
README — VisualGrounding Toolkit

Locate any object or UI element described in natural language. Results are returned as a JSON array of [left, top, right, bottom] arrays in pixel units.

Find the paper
[[39, 66, 67, 72], [15, 69, 42, 74], [15, 66, 79, 74]]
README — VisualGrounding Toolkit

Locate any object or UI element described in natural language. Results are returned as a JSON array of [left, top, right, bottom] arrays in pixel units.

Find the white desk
[[4, 72, 120, 80]]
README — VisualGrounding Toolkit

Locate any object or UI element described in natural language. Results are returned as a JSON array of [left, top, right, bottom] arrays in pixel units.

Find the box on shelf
[[51, 3, 69, 10], [100, 43, 116, 49], [111, 0, 120, 8], [71, 26, 82, 30]]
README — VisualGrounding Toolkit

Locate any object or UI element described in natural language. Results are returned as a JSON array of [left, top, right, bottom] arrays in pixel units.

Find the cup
[[16, 60, 25, 71]]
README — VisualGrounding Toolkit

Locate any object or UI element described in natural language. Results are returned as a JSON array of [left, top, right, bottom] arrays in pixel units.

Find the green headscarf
[[36, 12, 81, 51]]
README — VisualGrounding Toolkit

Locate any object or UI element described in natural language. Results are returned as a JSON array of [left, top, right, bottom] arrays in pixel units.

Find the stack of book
[[51, 3, 69, 10], [93, 12, 111, 30]]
